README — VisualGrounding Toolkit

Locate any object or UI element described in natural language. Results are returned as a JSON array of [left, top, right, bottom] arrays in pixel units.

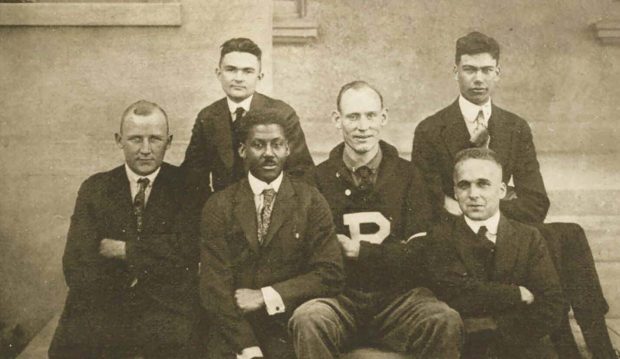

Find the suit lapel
[[492, 215, 520, 281], [233, 180, 260, 253], [143, 163, 174, 227], [441, 100, 472, 159], [488, 105, 513, 170], [262, 175, 295, 248], [452, 218, 486, 279], [108, 165, 136, 232], [213, 98, 235, 172]]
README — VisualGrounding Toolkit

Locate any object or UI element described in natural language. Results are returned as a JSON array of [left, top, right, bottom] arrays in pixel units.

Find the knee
[[428, 306, 463, 334], [288, 299, 337, 335]]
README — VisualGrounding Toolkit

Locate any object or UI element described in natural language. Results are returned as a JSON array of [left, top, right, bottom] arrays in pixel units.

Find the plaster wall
[[0, 0, 272, 341]]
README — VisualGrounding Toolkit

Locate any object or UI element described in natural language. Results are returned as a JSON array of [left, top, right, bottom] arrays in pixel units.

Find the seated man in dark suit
[[49, 100, 198, 358], [288, 81, 462, 359], [412, 31, 614, 358], [427, 148, 564, 359], [199, 110, 344, 359], [181, 37, 315, 215]]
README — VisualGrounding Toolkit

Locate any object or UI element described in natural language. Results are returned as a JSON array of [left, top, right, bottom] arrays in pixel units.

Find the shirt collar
[[464, 210, 501, 236], [227, 95, 253, 120], [342, 145, 383, 173], [248, 170, 283, 196], [124, 164, 160, 186], [458, 95, 492, 124]]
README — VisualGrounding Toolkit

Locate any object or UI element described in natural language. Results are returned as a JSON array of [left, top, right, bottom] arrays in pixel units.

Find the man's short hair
[[336, 80, 384, 112], [219, 38, 262, 64], [120, 100, 169, 133], [237, 110, 288, 144], [453, 147, 503, 180], [455, 31, 500, 64]]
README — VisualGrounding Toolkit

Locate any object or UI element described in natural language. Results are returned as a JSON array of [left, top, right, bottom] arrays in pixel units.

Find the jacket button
[[345, 189, 351, 196]]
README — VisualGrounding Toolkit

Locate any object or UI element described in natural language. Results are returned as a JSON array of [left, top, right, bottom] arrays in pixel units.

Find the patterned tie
[[470, 109, 490, 148], [355, 166, 373, 192], [134, 177, 150, 233], [234, 107, 245, 123], [257, 188, 276, 245]]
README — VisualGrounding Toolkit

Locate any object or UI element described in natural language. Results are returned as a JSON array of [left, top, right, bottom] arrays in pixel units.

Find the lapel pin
[[295, 233, 300, 239]]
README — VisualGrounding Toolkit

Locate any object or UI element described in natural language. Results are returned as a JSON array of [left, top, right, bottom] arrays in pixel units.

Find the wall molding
[[594, 20, 620, 44], [0, 3, 182, 27]]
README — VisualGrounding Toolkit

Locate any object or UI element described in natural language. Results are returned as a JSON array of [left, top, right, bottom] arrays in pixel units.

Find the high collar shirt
[[227, 95, 253, 121], [459, 95, 492, 137], [464, 210, 501, 243], [124, 164, 160, 206], [248, 170, 283, 213]]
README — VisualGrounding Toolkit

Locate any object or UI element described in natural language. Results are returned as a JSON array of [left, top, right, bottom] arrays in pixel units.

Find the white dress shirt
[[238, 171, 286, 359], [227, 95, 253, 121], [124, 164, 160, 206], [464, 211, 501, 243], [458, 95, 492, 138]]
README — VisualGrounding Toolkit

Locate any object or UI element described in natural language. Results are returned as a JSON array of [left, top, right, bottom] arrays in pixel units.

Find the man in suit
[[199, 110, 344, 359], [181, 37, 315, 216], [427, 148, 564, 359], [49, 101, 198, 358], [412, 31, 615, 358], [288, 81, 462, 359]]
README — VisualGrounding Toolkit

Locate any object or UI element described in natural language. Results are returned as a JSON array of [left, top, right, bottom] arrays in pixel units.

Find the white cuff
[[237, 346, 263, 359], [261, 286, 285, 315]]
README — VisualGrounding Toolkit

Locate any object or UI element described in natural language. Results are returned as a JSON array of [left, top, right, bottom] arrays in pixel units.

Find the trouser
[[49, 290, 194, 359], [536, 222, 615, 359], [288, 287, 463, 359]]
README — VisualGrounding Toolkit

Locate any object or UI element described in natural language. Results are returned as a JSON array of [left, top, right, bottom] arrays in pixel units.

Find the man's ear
[[496, 64, 501, 78], [453, 64, 459, 80], [215, 67, 221, 78], [238, 143, 247, 159], [258, 72, 264, 80], [114, 133, 123, 149], [380, 108, 389, 126], [331, 110, 342, 129], [499, 181, 507, 200], [166, 134, 173, 150]]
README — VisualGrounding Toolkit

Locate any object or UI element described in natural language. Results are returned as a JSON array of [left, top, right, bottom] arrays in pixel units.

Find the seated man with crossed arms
[[426, 148, 564, 358]]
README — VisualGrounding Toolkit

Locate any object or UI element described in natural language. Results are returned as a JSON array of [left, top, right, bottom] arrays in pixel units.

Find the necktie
[[134, 177, 150, 233], [477, 226, 495, 277], [234, 107, 245, 123], [355, 166, 373, 192], [470, 109, 490, 148], [257, 188, 276, 244], [232, 107, 246, 179]]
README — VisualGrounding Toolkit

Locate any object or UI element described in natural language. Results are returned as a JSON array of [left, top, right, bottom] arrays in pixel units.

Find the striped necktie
[[134, 177, 150, 233], [257, 188, 276, 244]]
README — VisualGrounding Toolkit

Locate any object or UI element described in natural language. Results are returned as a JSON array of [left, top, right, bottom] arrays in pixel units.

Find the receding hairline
[[336, 81, 384, 112], [453, 157, 503, 184], [119, 100, 169, 134]]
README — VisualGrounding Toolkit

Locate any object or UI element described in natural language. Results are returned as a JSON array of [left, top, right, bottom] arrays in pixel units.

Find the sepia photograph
[[1, 0, 619, 358]]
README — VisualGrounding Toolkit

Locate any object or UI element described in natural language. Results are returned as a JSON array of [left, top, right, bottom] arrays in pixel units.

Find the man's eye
[[346, 114, 360, 120], [252, 142, 264, 149], [129, 138, 141, 143]]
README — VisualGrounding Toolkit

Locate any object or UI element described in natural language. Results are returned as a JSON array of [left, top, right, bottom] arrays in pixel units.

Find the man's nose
[[263, 144, 275, 156], [139, 139, 152, 154], [233, 70, 244, 81], [358, 116, 371, 130]]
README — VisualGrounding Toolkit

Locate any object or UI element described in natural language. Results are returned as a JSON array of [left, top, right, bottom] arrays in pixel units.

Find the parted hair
[[220, 38, 262, 63], [455, 31, 500, 64], [453, 147, 503, 179]]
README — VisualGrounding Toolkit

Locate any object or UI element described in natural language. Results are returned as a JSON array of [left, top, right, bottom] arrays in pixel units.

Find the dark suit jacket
[[51, 163, 198, 354], [412, 99, 550, 224], [426, 215, 564, 346], [181, 93, 315, 212], [199, 174, 344, 354]]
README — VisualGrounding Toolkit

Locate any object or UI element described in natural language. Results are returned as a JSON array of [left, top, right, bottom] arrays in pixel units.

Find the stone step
[[545, 215, 620, 262], [593, 262, 620, 319]]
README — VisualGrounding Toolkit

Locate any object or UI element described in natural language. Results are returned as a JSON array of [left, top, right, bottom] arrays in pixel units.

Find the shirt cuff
[[236, 346, 263, 359], [261, 286, 285, 315]]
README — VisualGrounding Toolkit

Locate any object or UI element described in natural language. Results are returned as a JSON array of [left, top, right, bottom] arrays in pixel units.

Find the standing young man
[[181, 38, 314, 214]]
